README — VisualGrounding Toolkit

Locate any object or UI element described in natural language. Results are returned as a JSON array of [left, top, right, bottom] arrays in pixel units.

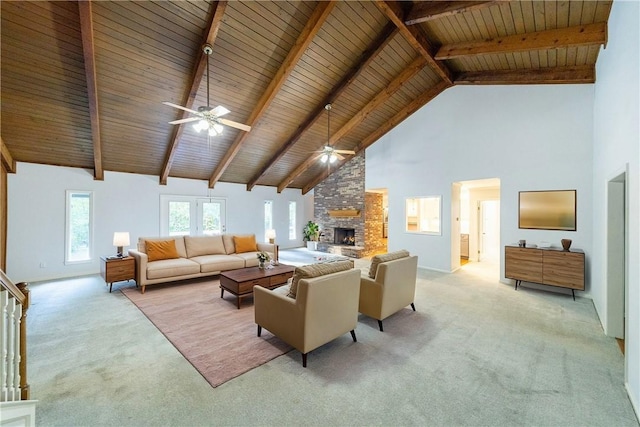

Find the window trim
[[405, 195, 442, 236]]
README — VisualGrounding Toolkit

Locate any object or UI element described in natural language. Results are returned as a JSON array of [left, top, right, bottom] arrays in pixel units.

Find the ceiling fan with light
[[163, 44, 251, 137], [313, 104, 355, 164]]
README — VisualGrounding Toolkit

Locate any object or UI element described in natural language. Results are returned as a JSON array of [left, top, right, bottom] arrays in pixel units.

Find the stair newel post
[[16, 282, 30, 400]]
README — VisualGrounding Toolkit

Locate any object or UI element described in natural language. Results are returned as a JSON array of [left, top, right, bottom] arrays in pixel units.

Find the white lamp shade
[[113, 232, 130, 247], [266, 229, 276, 240]]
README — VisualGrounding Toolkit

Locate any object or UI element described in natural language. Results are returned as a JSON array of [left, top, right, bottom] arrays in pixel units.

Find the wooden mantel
[[327, 209, 360, 218]]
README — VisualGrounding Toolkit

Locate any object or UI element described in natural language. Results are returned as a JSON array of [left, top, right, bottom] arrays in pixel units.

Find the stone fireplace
[[313, 153, 387, 258]]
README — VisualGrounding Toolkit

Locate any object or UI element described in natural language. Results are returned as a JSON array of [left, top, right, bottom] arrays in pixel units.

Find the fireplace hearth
[[334, 227, 355, 246]]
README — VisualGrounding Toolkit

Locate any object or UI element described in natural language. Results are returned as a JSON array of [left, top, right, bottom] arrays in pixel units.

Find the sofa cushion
[[368, 249, 410, 279], [232, 251, 271, 267], [139, 236, 187, 258], [222, 234, 236, 254], [146, 258, 200, 280], [146, 239, 180, 262], [234, 235, 257, 253], [184, 235, 226, 258], [287, 260, 353, 299], [190, 254, 245, 273]]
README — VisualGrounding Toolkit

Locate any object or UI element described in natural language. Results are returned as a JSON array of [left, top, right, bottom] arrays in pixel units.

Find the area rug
[[121, 279, 292, 388]]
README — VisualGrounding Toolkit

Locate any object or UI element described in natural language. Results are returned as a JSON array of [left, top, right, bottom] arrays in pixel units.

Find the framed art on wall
[[518, 190, 576, 231]]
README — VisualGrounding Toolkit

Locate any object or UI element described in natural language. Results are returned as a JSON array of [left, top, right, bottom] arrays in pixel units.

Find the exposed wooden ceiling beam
[[279, 56, 427, 193], [455, 65, 596, 85], [376, 0, 453, 85], [0, 137, 16, 173], [208, 1, 336, 189], [245, 23, 398, 191], [436, 22, 607, 60], [405, 1, 500, 25], [301, 80, 450, 195], [78, 0, 103, 181], [159, 1, 228, 185]]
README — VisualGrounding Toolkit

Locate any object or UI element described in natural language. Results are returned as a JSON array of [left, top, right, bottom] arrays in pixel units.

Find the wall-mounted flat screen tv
[[519, 190, 576, 231]]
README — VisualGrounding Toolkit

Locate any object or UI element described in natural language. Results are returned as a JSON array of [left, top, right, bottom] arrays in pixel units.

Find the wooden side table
[[100, 256, 136, 292]]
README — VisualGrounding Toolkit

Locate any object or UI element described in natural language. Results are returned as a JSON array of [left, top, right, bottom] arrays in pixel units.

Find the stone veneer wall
[[314, 153, 365, 253], [314, 152, 387, 257]]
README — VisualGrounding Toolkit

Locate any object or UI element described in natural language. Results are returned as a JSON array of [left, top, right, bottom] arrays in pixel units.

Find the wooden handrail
[[1, 269, 30, 400]]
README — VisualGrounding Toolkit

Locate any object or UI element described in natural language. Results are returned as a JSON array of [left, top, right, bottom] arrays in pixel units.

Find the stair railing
[[0, 269, 30, 401]]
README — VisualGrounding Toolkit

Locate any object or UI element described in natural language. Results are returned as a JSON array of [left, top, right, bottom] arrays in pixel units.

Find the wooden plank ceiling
[[1, 1, 612, 194]]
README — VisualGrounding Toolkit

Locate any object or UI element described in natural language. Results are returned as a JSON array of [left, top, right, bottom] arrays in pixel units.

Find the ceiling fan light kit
[[313, 104, 355, 165], [164, 44, 250, 138]]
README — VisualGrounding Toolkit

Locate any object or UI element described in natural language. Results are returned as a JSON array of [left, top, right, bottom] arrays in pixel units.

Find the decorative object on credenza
[[257, 251, 271, 269], [518, 239, 526, 247], [561, 239, 572, 251], [518, 189, 577, 231], [113, 232, 130, 257]]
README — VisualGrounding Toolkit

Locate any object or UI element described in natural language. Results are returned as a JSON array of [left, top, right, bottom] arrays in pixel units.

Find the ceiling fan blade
[[169, 117, 199, 125], [218, 118, 251, 132], [162, 101, 199, 115], [335, 152, 345, 160], [211, 105, 230, 117], [335, 149, 356, 155]]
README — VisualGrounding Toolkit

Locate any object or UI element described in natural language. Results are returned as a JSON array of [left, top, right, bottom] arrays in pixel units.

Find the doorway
[[606, 171, 627, 356], [455, 178, 500, 273]]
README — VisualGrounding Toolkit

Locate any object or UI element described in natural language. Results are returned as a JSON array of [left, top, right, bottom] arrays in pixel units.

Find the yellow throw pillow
[[233, 235, 257, 253], [146, 239, 179, 262]]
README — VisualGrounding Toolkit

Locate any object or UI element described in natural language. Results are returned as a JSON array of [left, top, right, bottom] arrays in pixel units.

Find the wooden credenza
[[505, 245, 584, 300]]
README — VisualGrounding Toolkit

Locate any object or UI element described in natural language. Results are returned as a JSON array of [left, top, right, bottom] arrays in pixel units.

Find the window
[[406, 196, 441, 235], [264, 200, 273, 241], [160, 195, 226, 236], [66, 190, 93, 263], [168, 201, 191, 236], [288, 201, 297, 240]]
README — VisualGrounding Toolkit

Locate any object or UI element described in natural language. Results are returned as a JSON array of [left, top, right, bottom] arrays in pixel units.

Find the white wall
[[592, 0, 640, 415], [366, 84, 594, 280], [7, 163, 312, 282]]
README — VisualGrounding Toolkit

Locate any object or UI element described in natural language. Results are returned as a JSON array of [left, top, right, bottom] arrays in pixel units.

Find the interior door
[[479, 200, 500, 262], [197, 198, 226, 235]]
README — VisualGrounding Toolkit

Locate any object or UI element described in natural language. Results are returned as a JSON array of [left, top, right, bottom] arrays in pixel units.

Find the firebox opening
[[334, 227, 355, 246]]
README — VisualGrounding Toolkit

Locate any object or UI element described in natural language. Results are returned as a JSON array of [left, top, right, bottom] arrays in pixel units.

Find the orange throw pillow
[[233, 235, 257, 253], [146, 239, 179, 262]]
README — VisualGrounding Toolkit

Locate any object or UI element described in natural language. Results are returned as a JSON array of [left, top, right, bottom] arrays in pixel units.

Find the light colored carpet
[[25, 251, 639, 426], [121, 279, 291, 387]]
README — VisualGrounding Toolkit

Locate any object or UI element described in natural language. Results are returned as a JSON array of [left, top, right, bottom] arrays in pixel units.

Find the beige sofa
[[129, 234, 276, 293], [254, 260, 360, 367], [359, 250, 418, 331]]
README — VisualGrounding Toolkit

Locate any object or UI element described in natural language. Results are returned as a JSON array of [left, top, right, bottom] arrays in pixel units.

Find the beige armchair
[[359, 253, 418, 331], [254, 265, 361, 367]]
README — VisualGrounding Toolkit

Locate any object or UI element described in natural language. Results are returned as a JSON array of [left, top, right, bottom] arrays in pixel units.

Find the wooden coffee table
[[219, 264, 295, 309]]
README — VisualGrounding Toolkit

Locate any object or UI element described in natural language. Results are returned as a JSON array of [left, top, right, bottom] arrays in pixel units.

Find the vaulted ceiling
[[1, 1, 612, 194]]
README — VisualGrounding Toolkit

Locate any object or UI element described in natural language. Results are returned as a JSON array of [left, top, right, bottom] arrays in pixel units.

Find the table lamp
[[113, 232, 130, 257], [266, 229, 276, 244]]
